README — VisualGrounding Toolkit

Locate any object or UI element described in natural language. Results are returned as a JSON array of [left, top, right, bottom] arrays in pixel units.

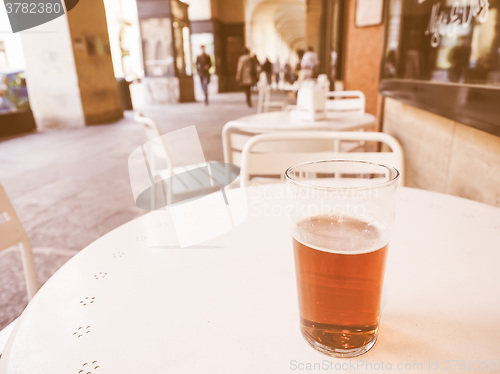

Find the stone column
[[306, 0, 322, 52], [20, 0, 122, 128]]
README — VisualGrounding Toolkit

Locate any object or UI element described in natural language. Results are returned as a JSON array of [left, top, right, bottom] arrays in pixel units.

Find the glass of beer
[[285, 160, 400, 357]]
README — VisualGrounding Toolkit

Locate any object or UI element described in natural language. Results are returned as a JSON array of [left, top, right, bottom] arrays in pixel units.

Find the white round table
[[232, 110, 376, 132], [2, 185, 500, 373]]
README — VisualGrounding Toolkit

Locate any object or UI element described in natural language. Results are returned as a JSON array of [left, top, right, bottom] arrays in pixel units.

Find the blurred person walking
[[196, 45, 212, 105], [273, 59, 281, 86], [284, 63, 295, 83], [261, 58, 272, 85], [301, 46, 319, 79], [236, 47, 258, 107]]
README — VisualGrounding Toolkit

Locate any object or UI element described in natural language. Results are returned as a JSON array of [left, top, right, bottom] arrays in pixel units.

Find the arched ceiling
[[272, 1, 306, 50], [250, 0, 306, 52]]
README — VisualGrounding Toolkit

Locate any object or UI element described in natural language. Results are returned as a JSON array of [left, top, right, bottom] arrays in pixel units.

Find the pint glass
[[285, 160, 400, 357]]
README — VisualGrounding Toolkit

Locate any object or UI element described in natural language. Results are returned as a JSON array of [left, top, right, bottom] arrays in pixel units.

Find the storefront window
[[380, 0, 500, 137], [140, 18, 175, 77], [0, 70, 29, 113], [382, 0, 500, 85]]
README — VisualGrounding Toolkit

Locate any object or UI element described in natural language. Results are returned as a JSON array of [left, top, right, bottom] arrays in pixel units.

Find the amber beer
[[285, 160, 399, 357], [292, 215, 388, 355]]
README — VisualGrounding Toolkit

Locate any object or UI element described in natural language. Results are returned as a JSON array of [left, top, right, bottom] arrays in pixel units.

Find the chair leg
[[263, 89, 271, 112], [257, 86, 264, 113], [19, 241, 38, 301]]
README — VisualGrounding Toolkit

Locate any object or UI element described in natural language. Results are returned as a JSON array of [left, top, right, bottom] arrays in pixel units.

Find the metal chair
[[134, 111, 165, 141], [132, 112, 234, 206], [0, 184, 38, 300], [222, 121, 259, 167], [324, 90, 366, 114], [256, 73, 287, 113], [317, 74, 330, 92], [0, 184, 39, 355], [222, 120, 361, 168], [240, 131, 404, 187]]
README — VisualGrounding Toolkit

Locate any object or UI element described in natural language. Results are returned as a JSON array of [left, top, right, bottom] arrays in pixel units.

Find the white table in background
[[1, 185, 500, 374], [231, 110, 376, 132]]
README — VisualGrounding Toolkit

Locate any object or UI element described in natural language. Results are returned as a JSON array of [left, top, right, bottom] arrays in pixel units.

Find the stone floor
[[0, 90, 288, 330]]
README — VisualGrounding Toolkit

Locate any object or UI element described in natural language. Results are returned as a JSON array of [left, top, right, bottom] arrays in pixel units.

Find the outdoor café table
[[230, 110, 376, 132], [1, 184, 500, 374]]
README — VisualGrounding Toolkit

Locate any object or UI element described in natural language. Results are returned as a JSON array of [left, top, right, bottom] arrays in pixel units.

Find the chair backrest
[[325, 90, 365, 114], [317, 74, 330, 92], [257, 80, 286, 113], [134, 111, 163, 141], [222, 121, 352, 167], [0, 184, 38, 300], [132, 112, 175, 205], [240, 131, 404, 187], [134, 111, 173, 167], [256, 79, 267, 113], [222, 121, 260, 167]]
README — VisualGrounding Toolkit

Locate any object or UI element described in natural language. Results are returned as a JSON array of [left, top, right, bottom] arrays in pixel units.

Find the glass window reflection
[[382, 0, 500, 86]]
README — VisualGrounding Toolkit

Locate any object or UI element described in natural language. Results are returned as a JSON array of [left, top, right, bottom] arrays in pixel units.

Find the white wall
[[20, 15, 85, 128]]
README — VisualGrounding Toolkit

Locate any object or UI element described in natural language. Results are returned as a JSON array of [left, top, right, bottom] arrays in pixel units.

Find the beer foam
[[292, 215, 389, 255]]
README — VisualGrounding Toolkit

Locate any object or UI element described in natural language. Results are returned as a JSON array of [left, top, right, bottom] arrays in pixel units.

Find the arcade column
[[19, 0, 122, 128], [306, 0, 322, 53]]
